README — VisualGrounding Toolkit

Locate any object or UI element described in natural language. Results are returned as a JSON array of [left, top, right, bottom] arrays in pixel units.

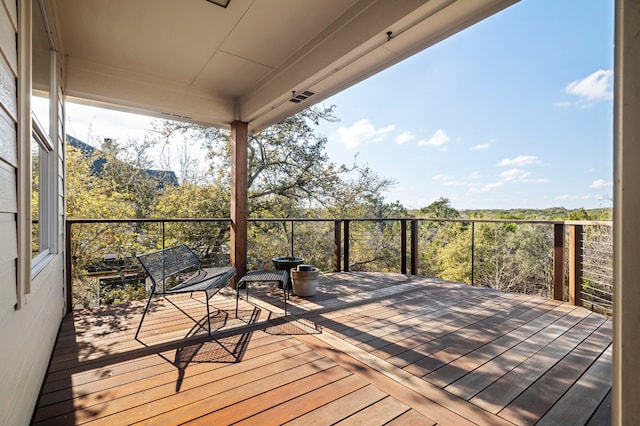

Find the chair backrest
[[137, 244, 201, 285]]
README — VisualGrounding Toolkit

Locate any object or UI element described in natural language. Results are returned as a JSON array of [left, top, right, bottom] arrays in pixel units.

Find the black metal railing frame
[[65, 217, 613, 314]]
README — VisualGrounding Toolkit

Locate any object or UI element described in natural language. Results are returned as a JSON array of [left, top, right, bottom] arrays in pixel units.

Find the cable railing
[[65, 217, 613, 315], [566, 221, 614, 316]]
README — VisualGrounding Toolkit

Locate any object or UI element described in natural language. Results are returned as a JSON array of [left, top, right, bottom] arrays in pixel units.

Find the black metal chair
[[135, 244, 236, 339]]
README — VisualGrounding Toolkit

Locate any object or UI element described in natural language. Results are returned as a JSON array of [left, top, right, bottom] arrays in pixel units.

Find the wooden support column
[[614, 0, 640, 423], [552, 223, 565, 301], [568, 224, 583, 306], [230, 121, 248, 279], [333, 220, 342, 272]]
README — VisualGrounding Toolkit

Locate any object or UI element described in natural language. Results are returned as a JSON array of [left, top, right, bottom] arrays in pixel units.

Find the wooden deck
[[32, 273, 612, 425]]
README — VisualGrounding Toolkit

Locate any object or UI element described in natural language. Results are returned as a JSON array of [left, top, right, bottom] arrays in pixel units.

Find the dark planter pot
[[272, 257, 304, 288]]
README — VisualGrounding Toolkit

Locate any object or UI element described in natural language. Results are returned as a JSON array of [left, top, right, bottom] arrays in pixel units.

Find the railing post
[[401, 219, 407, 274], [333, 220, 342, 272], [290, 220, 295, 257], [553, 223, 565, 301], [162, 221, 166, 250], [65, 220, 73, 313], [344, 220, 350, 272], [471, 221, 475, 286], [569, 224, 583, 306], [410, 219, 418, 275]]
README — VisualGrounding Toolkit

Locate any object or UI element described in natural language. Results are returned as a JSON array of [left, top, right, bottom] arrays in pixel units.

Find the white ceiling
[[52, 0, 518, 133]]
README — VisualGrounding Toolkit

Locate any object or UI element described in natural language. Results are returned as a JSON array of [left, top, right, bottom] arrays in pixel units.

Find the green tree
[[151, 106, 396, 218], [150, 107, 399, 271], [66, 144, 140, 308], [470, 222, 552, 295], [420, 197, 460, 219], [152, 182, 231, 265], [97, 138, 160, 218]]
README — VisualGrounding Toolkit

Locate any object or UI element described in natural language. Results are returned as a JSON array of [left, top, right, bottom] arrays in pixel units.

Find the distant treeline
[[409, 206, 612, 221]]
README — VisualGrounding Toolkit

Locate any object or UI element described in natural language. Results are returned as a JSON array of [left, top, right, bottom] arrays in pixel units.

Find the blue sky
[[65, 0, 614, 211], [318, 0, 614, 210]]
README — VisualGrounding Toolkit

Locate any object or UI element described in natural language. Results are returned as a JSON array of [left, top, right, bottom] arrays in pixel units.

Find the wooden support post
[[230, 121, 248, 279], [568, 224, 583, 306], [553, 223, 565, 301], [333, 220, 342, 272]]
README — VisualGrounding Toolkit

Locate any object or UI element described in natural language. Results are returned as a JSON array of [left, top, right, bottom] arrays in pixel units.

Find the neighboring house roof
[[144, 169, 180, 189], [66, 134, 179, 188]]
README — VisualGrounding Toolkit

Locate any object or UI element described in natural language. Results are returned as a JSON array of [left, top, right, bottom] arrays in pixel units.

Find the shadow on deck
[[32, 272, 612, 425]]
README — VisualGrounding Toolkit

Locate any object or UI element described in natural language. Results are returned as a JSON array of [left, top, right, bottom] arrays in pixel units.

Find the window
[[31, 0, 56, 271], [31, 127, 53, 261]]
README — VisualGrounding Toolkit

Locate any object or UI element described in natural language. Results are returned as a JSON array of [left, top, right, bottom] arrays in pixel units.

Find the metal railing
[[566, 221, 614, 316], [65, 217, 613, 315]]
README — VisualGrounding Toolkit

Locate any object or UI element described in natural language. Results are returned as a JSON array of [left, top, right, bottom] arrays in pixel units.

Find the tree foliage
[[66, 110, 613, 309]]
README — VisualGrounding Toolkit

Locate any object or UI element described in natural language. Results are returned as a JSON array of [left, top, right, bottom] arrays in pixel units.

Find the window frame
[[28, 0, 59, 280], [31, 113, 56, 274]]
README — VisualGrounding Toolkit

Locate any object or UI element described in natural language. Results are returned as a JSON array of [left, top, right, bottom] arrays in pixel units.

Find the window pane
[[31, 0, 55, 264], [31, 138, 41, 257]]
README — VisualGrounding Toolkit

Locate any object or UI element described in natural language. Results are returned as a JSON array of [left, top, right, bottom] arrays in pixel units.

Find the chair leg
[[235, 283, 239, 318], [135, 288, 156, 340], [282, 279, 287, 315], [206, 295, 212, 336]]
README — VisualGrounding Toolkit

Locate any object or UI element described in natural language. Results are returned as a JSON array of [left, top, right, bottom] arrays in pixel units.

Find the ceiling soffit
[[53, 0, 518, 131]]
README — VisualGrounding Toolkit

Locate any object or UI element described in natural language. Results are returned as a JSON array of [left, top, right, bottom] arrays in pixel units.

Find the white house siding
[[0, 0, 66, 424]]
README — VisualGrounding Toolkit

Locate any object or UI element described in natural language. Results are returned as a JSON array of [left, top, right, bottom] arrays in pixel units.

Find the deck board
[[443, 305, 592, 400], [33, 272, 612, 425], [536, 345, 612, 425], [402, 298, 561, 378], [424, 303, 578, 388], [470, 313, 607, 413]]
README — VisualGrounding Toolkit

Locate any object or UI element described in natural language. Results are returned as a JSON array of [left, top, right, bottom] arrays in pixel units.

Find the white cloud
[[465, 172, 482, 180], [337, 119, 395, 149], [499, 169, 550, 184], [436, 172, 483, 189], [394, 131, 415, 145], [555, 194, 592, 201], [500, 169, 531, 181], [496, 155, 540, 167], [433, 174, 453, 181], [480, 182, 505, 193], [418, 129, 450, 147], [566, 69, 613, 103], [476, 168, 549, 193], [556, 69, 614, 107], [591, 179, 613, 189], [470, 143, 490, 150]]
